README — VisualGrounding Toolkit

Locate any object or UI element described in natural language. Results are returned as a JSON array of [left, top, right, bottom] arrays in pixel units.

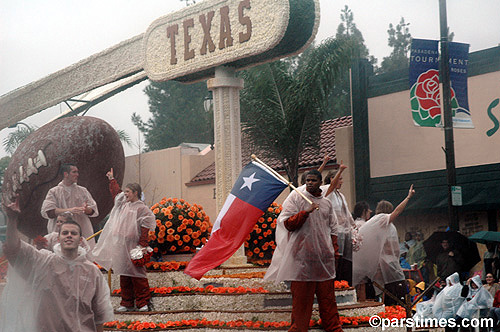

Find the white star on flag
[[240, 172, 260, 190]]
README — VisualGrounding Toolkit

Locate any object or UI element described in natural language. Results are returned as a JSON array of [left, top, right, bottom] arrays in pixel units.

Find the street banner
[[409, 39, 473, 128]]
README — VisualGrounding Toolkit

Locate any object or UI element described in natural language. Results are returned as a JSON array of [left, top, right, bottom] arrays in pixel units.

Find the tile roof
[[186, 116, 352, 186]]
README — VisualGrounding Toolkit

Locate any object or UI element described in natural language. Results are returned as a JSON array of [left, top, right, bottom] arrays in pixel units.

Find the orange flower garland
[[112, 285, 269, 295], [149, 198, 211, 258], [244, 202, 281, 262], [103, 306, 406, 330]]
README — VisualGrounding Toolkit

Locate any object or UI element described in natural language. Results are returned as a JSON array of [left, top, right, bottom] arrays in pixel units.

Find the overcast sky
[[1, 0, 499, 157]]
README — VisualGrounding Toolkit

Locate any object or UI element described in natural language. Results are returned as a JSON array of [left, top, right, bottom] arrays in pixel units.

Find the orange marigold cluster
[[103, 307, 406, 330], [145, 260, 188, 271], [244, 202, 281, 262], [112, 285, 268, 296], [149, 197, 211, 257]]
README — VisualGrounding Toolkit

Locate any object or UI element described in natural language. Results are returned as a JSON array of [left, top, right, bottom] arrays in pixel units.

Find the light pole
[[439, 0, 459, 231]]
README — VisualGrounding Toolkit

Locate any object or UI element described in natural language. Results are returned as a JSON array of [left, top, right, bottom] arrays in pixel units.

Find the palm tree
[[116, 129, 132, 147], [3, 124, 36, 155], [240, 37, 354, 186]]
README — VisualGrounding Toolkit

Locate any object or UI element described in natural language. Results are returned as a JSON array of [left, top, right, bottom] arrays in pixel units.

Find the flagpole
[[251, 154, 314, 205]]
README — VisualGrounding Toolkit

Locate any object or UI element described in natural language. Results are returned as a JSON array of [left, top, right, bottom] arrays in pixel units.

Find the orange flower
[[165, 221, 172, 228], [197, 212, 203, 219], [172, 198, 178, 204], [178, 215, 184, 221], [254, 248, 260, 254], [201, 237, 207, 244], [153, 208, 160, 214], [188, 211, 195, 218], [170, 245, 177, 251], [193, 239, 201, 246], [183, 235, 191, 242], [192, 231, 200, 239], [177, 240, 183, 246], [184, 246, 191, 251], [166, 235, 174, 242], [267, 217, 273, 222], [159, 225, 166, 231], [158, 238, 164, 243], [167, 229, 175, 235], [158, 231, 165, 239], [156, 219, 161, 227], [186, 228, 193, 235], [167, 214, 173, 220], [187, 219, 194, 225], [195, 220, 202, 227], [174, 234, 180, 241], [261, 223, 267, 228]]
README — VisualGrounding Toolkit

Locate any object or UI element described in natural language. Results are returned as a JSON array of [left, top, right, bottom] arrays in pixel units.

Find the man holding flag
[[184, 159, 288, 280], [265, 170, 342, 332]]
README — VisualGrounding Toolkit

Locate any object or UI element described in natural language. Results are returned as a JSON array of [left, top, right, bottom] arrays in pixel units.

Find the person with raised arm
[[1, 197, 113, 332], [92, 168, 156, 312], [265, 170, 343, 332], [352, 185, 416, 306]]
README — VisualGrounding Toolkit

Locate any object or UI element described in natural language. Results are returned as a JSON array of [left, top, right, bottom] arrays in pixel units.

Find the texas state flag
[[184, 161, 288, 279]]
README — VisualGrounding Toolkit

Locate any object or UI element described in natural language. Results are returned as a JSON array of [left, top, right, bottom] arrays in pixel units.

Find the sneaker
[[138, 305, 149, 312], [116, 306, 133, 312]]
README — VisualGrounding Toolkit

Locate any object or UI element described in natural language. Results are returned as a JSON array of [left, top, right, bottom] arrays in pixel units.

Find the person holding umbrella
[[436, 239, 465, 280]]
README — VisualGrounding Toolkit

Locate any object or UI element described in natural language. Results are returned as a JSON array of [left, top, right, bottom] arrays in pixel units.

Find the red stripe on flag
[[184, 197, 263, 280]]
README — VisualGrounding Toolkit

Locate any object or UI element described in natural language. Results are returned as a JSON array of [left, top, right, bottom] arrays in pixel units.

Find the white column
[[207, 66, 248, 266]]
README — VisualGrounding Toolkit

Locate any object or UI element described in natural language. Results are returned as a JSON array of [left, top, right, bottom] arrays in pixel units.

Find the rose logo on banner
[[409, 39, 473, 128], [410, 68, 459, 127]]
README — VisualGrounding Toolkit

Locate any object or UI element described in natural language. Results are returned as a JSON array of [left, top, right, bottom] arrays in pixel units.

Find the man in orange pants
[[265, 170, 342, 332]]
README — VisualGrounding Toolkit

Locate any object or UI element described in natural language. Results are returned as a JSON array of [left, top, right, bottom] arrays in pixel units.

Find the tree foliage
[[327, 6, 376, 119], [378, 17, 412, 74], [132, 81, 212, 152], [3, 124, 36, 155], [240, 37, 353, 186], [0, 156, 11, 187]]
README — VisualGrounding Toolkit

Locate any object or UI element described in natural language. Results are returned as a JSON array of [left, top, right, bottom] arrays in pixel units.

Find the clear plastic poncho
[[92, 193, 155, 278], [432, 272, 464, 319], [456, 275, 493, 319], [265, 187, 338, 282], [321, 186, 355, 260], [41, 181, 99, 247], [0, 240, 113, 332], [44, 231, 92, 259], [352, 213, 405, 287]]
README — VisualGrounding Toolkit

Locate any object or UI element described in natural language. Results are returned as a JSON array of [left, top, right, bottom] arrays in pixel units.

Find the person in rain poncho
[[456, 276, 493, 320], [265, 170, 343, 332], [41, 163, 99, 247], [352, 185, 415, 306], [321, 162, 357, 285], [0, 199, 113, 332], [413, 280, 435, 322], [92, 169, 156, 312], [41, 213, 91, 254], [432, 272, 464, 320], [352, 201, 372, 229], [407, 232, 426, 269]]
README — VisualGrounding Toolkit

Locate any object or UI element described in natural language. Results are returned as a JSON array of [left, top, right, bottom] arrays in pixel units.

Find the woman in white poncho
[[321, 163, 357, 285], [352, 185, 415, 306], [92, 169, 156, 312], [456, 275, 493, 320], [432, 272, 464, 320]]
